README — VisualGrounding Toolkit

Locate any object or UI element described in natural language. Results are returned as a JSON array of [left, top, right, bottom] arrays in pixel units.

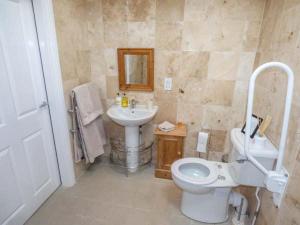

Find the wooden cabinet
[[154, 124, 187, 179]]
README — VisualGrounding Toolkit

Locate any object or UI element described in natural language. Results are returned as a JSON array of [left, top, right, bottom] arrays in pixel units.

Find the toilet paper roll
[[196, 132, 209, 153]]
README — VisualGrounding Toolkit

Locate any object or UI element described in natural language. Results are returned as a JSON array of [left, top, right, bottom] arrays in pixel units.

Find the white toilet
[[171, 128, 278, 224]]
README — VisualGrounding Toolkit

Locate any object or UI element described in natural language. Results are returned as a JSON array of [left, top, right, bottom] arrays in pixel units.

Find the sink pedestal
[[107, 105, 158, 173], [125, 126, 140, 172]]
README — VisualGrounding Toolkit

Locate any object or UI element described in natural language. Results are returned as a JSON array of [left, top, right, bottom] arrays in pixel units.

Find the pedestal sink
[[107, 104, 158, 172]]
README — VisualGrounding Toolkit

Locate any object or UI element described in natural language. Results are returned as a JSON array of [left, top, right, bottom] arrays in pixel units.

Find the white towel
[[158, 121, 175, 132], [72, 83, 104, 126], [71, 83, 106, 163], [76, 111, 106, 163]]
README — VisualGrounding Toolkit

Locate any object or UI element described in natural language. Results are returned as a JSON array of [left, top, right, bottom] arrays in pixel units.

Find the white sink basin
[[107, 104, 158, 173], [107, 104, 158, 127]]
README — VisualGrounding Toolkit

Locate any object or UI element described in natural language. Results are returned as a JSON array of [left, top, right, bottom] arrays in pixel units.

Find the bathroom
[[0, 0, 300, 225]]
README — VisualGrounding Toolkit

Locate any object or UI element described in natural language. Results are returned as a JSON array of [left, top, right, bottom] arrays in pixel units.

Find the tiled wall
[[53, 0, 300, 224], [54, 0, 266, 162], [252, 0, 300, 224], [53, 0, 105, 177]]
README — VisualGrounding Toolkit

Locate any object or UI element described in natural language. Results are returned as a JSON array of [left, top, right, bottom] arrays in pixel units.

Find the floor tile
[[25, 163, 231, 225]]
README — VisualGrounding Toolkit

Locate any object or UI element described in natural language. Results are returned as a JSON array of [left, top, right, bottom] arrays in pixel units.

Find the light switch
[[164, 77, 172, 90]]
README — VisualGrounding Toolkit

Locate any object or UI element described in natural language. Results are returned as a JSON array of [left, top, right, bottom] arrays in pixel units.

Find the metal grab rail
[[244, 62, 294, 207], [245, 62, 294, 174]]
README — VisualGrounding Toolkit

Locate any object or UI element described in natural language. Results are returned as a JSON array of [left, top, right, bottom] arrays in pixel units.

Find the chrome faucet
[[130, 99, 137, 110]]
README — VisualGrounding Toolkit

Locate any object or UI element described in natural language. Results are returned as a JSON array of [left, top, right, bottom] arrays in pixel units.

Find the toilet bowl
[[171, 129, 279, 224], [171, 158, 219, 194], [171, 158, 238, 223]]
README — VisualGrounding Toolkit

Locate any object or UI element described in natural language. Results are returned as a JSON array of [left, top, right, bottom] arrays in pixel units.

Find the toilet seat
[[172, 158, 219, 185]]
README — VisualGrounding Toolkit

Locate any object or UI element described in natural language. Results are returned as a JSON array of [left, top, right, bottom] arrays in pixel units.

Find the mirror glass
[[124, 55, 148, 84], [118, 48, 154, 92]]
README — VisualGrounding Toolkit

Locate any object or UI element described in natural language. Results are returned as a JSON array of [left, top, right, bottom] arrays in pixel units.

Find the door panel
[[0, 0, 61, 224], [0, 147, 24, 225], [23, 131, 51, 193], [0, 0, 38, 117]]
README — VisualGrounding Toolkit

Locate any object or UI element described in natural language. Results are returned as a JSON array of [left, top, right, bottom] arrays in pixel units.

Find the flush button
[[217, 164, 222, 169]]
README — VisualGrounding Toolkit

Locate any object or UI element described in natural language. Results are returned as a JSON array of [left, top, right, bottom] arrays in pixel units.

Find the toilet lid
[[172, 158, 219, 185]]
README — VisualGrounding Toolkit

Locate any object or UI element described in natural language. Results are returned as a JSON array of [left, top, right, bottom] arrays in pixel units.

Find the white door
[[0, 0, 61, 224]]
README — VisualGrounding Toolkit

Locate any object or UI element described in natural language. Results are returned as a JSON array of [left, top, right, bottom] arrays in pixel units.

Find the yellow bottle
[[121, 93, 128, 107]]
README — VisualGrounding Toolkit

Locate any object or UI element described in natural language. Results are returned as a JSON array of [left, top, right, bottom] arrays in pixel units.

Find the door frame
[[31, 0, 75, 187]]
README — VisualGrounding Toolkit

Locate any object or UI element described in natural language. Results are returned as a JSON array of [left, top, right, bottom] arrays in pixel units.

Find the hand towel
[[76, 112, 106, 163], [72, 83, 104, 126], [71, 83, 106, 163], [158, 121, 175, 132]]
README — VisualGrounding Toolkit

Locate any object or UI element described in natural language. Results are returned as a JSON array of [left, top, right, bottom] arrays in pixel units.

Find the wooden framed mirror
[[118, 48, 154, 91]]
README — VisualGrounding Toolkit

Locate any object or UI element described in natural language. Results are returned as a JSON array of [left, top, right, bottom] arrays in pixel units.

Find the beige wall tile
[[231, 81, 248, 111], [103, 48, 118, 76], [128, 22, 155, 47], [182, 20, 213, 51], [180, 51, 209, 79], [236, 52, 256, 81], [177, 102, 203, 132], [75, 50, 91, 84], [90, 49, 106, 77], [124, 91, 154, 103], [208, 52, 240, 80], [201, 105, 244, 130], [155, 22, 183, 50], [87, 20, 104, 50], [219, 0, 265, 21], [202, 80, 235, 106], [182, 131, 200, 154], [156, 0, 185, 22], [102, 0, 127, 22], [84, 0, 104, 49], [243, 21, 262, 51], [91, 75, 107, 100], [276, 6, 300, 51], [106, 76, 119, 99], [206, 129, 227, 152], [153, 90, 178, 124], [258, 17, 281, 51], [284, 0, 300, 10], [208, 151, 224, 161], [155, 50, 182, 78], [211, 19, 245, 51], [177, 78, 205, 104], [184, 0, 214, 21], [103, 22, 128, 48], [128, 0, 155, 22], [154, 101, 177, 124]]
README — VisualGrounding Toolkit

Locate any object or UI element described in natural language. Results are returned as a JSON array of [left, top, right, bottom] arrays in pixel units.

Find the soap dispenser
[[121, 93, 128, 107], [115, 92, 121, 106]]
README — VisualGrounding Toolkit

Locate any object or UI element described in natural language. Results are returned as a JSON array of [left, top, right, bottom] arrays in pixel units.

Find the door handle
[[39, 101, 49, 109]]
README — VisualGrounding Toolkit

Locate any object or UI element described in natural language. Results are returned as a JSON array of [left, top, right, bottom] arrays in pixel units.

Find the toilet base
[[181, 188, 231, 223]]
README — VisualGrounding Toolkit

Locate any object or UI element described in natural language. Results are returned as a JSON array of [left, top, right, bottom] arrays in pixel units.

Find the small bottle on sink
[[115, 92, 121, 106], [121, 93, 128, 107]]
